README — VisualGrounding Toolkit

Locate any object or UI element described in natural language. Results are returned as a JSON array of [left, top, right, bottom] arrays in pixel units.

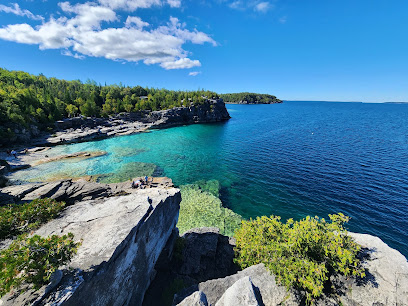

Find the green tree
[[66, 104, 78, 117]]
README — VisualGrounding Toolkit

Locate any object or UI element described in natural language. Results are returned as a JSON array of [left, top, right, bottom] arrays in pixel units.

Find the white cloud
[[229, 1, 244, 10], [167, 0, 181, 8], [160, 58, 201, 70], [98, 0, 161, 11], [254, 2, 270, 13], [0, 2, 215, 70], [188, 71, 201, 76], [125, 16, 149, 28], [62, 50, 85, 59], [0, 3, 43, 21]]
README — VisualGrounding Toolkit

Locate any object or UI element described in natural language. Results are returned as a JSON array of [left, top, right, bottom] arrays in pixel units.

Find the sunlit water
[[11, 102, 408, 257]]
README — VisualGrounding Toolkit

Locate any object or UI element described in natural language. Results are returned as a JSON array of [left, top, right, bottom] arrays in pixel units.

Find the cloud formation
[[0, 3, 43, 21], [188, 71, 201, 76], [254, 2, 271, 13], [0, 1, 216, 69], [226, 0, 272, 13]]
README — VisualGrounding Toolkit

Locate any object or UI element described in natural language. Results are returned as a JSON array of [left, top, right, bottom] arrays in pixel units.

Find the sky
[[0, 0, 407, 102]]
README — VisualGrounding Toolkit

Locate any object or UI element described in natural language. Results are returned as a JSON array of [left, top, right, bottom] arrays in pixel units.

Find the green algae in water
[[97, 162, 157, 183], [187, 179, 221, 197], [177, 184, 242, 237]]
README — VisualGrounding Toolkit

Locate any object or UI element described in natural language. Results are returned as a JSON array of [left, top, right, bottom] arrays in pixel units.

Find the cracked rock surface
[[1, 187, 181, 306]]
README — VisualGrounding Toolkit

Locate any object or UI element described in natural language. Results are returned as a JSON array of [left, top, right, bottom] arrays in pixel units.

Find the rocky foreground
[[0, 179, 407, 306]]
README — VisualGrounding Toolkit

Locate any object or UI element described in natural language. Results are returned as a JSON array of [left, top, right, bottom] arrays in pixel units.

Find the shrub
[[233, 213, 365, 304], [0, 198, 65, 239], [0, 233, 80, 296]]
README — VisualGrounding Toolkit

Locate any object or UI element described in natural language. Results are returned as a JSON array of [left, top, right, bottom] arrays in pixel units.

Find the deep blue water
[[12, 102, 408, 257]]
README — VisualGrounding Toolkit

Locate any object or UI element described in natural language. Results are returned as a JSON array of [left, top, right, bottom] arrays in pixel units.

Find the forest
[[220, 92, 282, 104], [0, 68, 218, 137]]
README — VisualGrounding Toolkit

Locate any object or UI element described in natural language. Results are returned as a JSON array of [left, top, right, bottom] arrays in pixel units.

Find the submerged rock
[[177, 186, 242, 237], [32, 151, 107, 166]]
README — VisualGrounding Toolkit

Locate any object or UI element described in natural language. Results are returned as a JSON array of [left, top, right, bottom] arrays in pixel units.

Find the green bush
[[0, 233, 80, 296], [234, 213, 365, 304], [0, 198, 65, 239]]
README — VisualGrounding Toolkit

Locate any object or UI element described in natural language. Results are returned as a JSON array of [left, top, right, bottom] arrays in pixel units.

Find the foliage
[[0, 67, 220, 141], [220, 92, 282, 104], [233, 213, 365, 303], [177, 184, 242, 236], [0, 198, 65, 239], [0, 233, 80, 296]]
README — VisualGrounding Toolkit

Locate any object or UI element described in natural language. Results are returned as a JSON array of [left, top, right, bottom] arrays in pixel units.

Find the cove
[[10, 101, 408, 257]]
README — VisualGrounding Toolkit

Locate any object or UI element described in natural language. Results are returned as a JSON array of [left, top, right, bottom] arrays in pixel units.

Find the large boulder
[[177, 291, 208, 306], [0, 187, 181, 306], [214, 277, 260, 306]]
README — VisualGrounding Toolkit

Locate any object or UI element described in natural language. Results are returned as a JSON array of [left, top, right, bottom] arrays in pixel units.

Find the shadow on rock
[[143, 227, 239, 306]]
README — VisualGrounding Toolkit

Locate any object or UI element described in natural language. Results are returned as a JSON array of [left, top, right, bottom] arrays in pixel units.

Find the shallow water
[[11, 102, 408, 257]]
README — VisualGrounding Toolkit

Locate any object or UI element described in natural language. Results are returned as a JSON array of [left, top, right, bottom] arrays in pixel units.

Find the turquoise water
[[11, 102, 408, 257]]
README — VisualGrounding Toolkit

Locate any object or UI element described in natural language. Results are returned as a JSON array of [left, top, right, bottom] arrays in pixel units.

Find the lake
[[11, 101, 408, 257]]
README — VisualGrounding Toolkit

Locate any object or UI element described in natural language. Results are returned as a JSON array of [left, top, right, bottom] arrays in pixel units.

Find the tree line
[[0, 68, 219, 137], [220, 92, 282, 104]]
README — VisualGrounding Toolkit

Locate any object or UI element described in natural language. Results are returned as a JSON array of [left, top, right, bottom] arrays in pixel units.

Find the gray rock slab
[[175, 264, 297, 306], [177, 291, 208, 306], [215, 277, 260, 306], [1, 187, 181, 306], [344, 232, 408, 306]]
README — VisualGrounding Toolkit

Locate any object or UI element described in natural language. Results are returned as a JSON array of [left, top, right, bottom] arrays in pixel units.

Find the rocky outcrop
[[24, 99, 230, 147], [148, 99, 230, 129], [175, 232, 408, 306], [0, 177, 174, 205], [0, 124, 40, 147], [1, 187, 181, 306]]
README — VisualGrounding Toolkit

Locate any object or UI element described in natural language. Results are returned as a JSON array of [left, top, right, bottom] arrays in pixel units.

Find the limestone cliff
[[0, 188, 181, 306]]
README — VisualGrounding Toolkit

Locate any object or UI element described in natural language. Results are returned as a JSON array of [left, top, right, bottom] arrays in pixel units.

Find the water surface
[[12, 102, 408, 256]]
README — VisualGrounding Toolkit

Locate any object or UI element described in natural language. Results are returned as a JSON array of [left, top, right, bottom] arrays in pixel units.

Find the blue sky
[[0, 0, 407, 102]]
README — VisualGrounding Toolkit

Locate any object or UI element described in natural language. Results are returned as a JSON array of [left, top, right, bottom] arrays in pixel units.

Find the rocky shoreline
[[0, 179, 407, 305], [2, 98, 230, 148]]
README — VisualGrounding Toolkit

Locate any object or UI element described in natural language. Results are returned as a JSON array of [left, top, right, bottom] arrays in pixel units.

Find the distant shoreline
[[283, 100, 408, 104]]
